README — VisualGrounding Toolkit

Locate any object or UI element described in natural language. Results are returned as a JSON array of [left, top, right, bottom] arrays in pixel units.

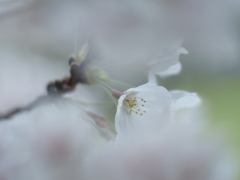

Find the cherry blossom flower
[[147, 40, 188, 78], [88, 119, 236, 180], [0, 99, 107, 180], [87, 87, 235, 180], [115, 81, 200, 140]]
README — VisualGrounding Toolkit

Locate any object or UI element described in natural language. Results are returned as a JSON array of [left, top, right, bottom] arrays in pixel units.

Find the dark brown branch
[[46, 57, 89, 95], [0, 95, 59, 120], [0, 37, 104, 121], [0, 56, 89, 120]]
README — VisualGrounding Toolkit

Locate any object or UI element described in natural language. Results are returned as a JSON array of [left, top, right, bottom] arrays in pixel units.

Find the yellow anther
[[124, 96, 147, 116]]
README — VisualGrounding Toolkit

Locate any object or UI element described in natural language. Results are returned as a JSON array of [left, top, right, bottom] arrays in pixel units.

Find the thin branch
[[0, 95, 58, 120], [0, 56, 87, 120]]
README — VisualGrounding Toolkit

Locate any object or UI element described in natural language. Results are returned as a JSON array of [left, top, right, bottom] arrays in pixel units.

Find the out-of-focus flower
[[71, 43, 89, 65], [88, 107, 235, 180], [0, 1, 236, 180], [94, 39, 188, 81], [0, 99, 107, 180], [147, 41, 188, 77], [170, 90, 201, 110]]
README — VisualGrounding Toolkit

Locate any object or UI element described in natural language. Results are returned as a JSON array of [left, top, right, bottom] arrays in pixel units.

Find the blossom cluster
[[0, 41, 236, 180]]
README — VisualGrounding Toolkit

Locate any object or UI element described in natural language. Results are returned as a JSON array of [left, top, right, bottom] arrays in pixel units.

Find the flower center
[[124, 96, 147, 116]]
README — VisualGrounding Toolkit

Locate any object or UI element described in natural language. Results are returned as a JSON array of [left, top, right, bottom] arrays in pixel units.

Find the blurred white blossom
[[0, 99, 107, 180], [88, 108, 235, 180], [0, 1, 237, 180]]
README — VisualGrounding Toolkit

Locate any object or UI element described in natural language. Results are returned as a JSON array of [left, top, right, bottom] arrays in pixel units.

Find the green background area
[[161, 68, 240, 179]]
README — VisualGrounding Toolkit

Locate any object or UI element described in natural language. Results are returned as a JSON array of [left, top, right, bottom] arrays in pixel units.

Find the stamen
[[124, 96, 147, 116]]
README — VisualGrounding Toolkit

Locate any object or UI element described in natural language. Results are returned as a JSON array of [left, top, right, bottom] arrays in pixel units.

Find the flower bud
[[83, 66, 109, 85]]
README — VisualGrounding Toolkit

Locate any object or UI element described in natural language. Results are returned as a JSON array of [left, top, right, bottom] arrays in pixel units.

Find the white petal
[[115, 94, 133, 135], [115, 83, 172, 138], [147, 41, 187, 77], [148, 72, 157, 83], [78, 43, 89, 63], [170, 90, 201, 110], [178, 47, 188, 54], [148, 53, 179, 73], [156, 62, 182, 77]]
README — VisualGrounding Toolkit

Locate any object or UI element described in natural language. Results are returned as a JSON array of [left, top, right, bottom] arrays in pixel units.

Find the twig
[[0, 56, 88, 120], [0, 95, 59, 120]]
